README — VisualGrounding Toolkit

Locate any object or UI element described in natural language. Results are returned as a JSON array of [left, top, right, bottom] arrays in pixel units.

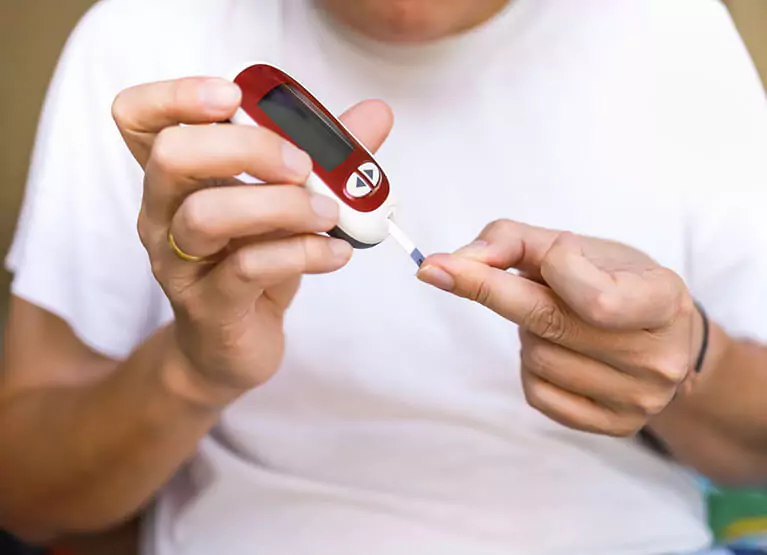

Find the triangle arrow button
[[358, 162, 381, 186], [346, 172, 373, 198]]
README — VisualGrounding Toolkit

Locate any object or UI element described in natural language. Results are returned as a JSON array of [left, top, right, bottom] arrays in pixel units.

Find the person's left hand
[[417, 219, 702, 437]]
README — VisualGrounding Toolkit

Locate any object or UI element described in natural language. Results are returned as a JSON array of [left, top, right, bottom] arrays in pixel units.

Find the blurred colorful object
[[708, 486, 767, 548]]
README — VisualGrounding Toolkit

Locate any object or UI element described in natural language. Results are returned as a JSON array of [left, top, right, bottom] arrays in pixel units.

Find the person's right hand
[[111, 77, 394, 406]]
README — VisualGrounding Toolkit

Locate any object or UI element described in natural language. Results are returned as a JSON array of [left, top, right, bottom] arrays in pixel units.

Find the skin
[[317, 0, 511, 43], [0, 78, 392, 543], [1, 0, 767, 547], [417, 225, 767, 483]]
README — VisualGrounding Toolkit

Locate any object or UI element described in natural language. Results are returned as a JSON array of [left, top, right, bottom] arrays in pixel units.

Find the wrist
[[689, 303, 730, 384], [691, 301, 709, 375], [159, 327, 246, 410], [654, 316, 731, 421]]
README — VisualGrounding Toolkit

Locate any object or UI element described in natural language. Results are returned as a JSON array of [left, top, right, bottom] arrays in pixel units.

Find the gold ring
[[167, 229, 206, 262]]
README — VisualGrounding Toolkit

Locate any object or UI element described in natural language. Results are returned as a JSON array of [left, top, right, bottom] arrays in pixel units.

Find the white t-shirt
[[7, 0, 767, 553]]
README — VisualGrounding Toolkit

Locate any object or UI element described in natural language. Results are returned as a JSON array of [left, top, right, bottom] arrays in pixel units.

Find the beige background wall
[[726, 0, 767, 91], [1, 0, 96, 318], [1, 0, 766, 321]]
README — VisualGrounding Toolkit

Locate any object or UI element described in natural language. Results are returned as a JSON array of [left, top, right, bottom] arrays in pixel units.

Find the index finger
[[417, 253, 640, 360], [419, 253, 571, 335], [112, 77, 242, 167]]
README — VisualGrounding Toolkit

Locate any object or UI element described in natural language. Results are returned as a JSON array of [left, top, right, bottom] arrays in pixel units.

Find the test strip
[[387, 219, 425, 267]]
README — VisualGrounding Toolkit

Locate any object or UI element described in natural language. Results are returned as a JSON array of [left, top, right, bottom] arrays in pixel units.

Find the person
[[1, 0, 767, 554]]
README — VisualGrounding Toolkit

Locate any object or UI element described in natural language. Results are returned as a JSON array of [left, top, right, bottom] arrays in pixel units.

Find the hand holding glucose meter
[[229, 63, 424, 265]]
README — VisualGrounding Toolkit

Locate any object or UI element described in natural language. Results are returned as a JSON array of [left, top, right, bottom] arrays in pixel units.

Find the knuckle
[[524, 342, 552, 374], [551, 230, 577, 248], [590, 411, 643, 438], [282, 186, 314, 215], [609, 416, 644, 438], [296, 235, 314, 271], [485, 218, 519, 236], [629, 391, 669, 416], [179, 193, 215, 238], [136, 210, 152, 249], [650, 351, 690, 385], [540, 231, 576, 271], [232, 249, 257, 282], [543, 232, 576, 262], [520, 368, 540, 403], [469, 278, 494, 306], [584, 291, 623, 327], [150, 128, 182, 174], [523, 384, 545, 414], [170, 79, 185, 109], [673, 289, 695, 321], [520, 371, 552, 419], [149, 256, 166, 282], [176, 294, 206, 326], [111, 90, 132, 128], [525, 302, 569, 342], [657, 268, 692, 321]]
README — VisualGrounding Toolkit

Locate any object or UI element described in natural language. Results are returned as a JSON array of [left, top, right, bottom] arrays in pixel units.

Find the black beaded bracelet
[[693, 301, 709, 374]]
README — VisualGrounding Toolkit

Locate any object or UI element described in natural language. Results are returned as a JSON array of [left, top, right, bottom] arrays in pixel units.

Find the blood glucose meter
[[229, 63, 424, 265]]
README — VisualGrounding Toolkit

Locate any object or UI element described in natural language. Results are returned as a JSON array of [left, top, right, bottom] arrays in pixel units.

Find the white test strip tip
[[387, 219, 425, 267]]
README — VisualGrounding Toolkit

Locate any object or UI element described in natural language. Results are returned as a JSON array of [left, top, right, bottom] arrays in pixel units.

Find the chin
[[367, 26, 450, 45], [374, 0, 451, 42], [321, 0, 460, 44]]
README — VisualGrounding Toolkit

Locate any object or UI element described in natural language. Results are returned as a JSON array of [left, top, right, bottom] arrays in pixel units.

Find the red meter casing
[[230, 63, 397, 248]]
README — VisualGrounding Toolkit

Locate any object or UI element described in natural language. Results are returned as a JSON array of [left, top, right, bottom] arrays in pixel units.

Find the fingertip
[[417, 264, 455, 292], [198, 77, 243, 113], [419, 252, 450, 265], [353, 98, 394, 123], [369, 99, 395, 127], [416, 253, 450, 275], [283, 142, 314, 181], [339, 99, 395, 153], [328, 237, 354, 264]]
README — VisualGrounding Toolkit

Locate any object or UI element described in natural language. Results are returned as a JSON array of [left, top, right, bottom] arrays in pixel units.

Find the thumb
[[450, 220, 562, 281], [539, 232, 688, 330], [338, 99, 394, 155]]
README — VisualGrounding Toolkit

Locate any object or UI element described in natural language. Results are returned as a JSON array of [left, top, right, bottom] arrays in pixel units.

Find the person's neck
[[316, 0, 512, 45]]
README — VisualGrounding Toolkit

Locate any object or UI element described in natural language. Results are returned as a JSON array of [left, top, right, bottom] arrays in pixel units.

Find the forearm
[[0, 325, 221, 542], [649, 322, 767, 485]]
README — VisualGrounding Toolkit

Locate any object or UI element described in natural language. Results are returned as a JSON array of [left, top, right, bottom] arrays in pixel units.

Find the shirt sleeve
[[670, 1, 767, 343], [5, 2, 167, 360]]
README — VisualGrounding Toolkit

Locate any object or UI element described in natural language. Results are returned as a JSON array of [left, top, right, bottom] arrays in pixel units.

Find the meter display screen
[[258, 84, 354, 172]]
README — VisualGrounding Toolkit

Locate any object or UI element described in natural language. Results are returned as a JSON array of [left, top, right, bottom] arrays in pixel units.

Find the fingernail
[[329, 238, 352, 260], [417, 265, 455, 291], [311, 194, 339, 221], [283, 142, 313, 178], [200, 79, 241, 110]]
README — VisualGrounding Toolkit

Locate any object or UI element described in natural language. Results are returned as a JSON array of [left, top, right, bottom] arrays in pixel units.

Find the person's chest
[[212, 5, 690, 461], [145, 6, 709, 549], [248, 91, 689, 413]]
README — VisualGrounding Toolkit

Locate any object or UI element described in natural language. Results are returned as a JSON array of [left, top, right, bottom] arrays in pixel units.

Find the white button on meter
[[358, 162, 381, 187], [346, 172, 373, 198]]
